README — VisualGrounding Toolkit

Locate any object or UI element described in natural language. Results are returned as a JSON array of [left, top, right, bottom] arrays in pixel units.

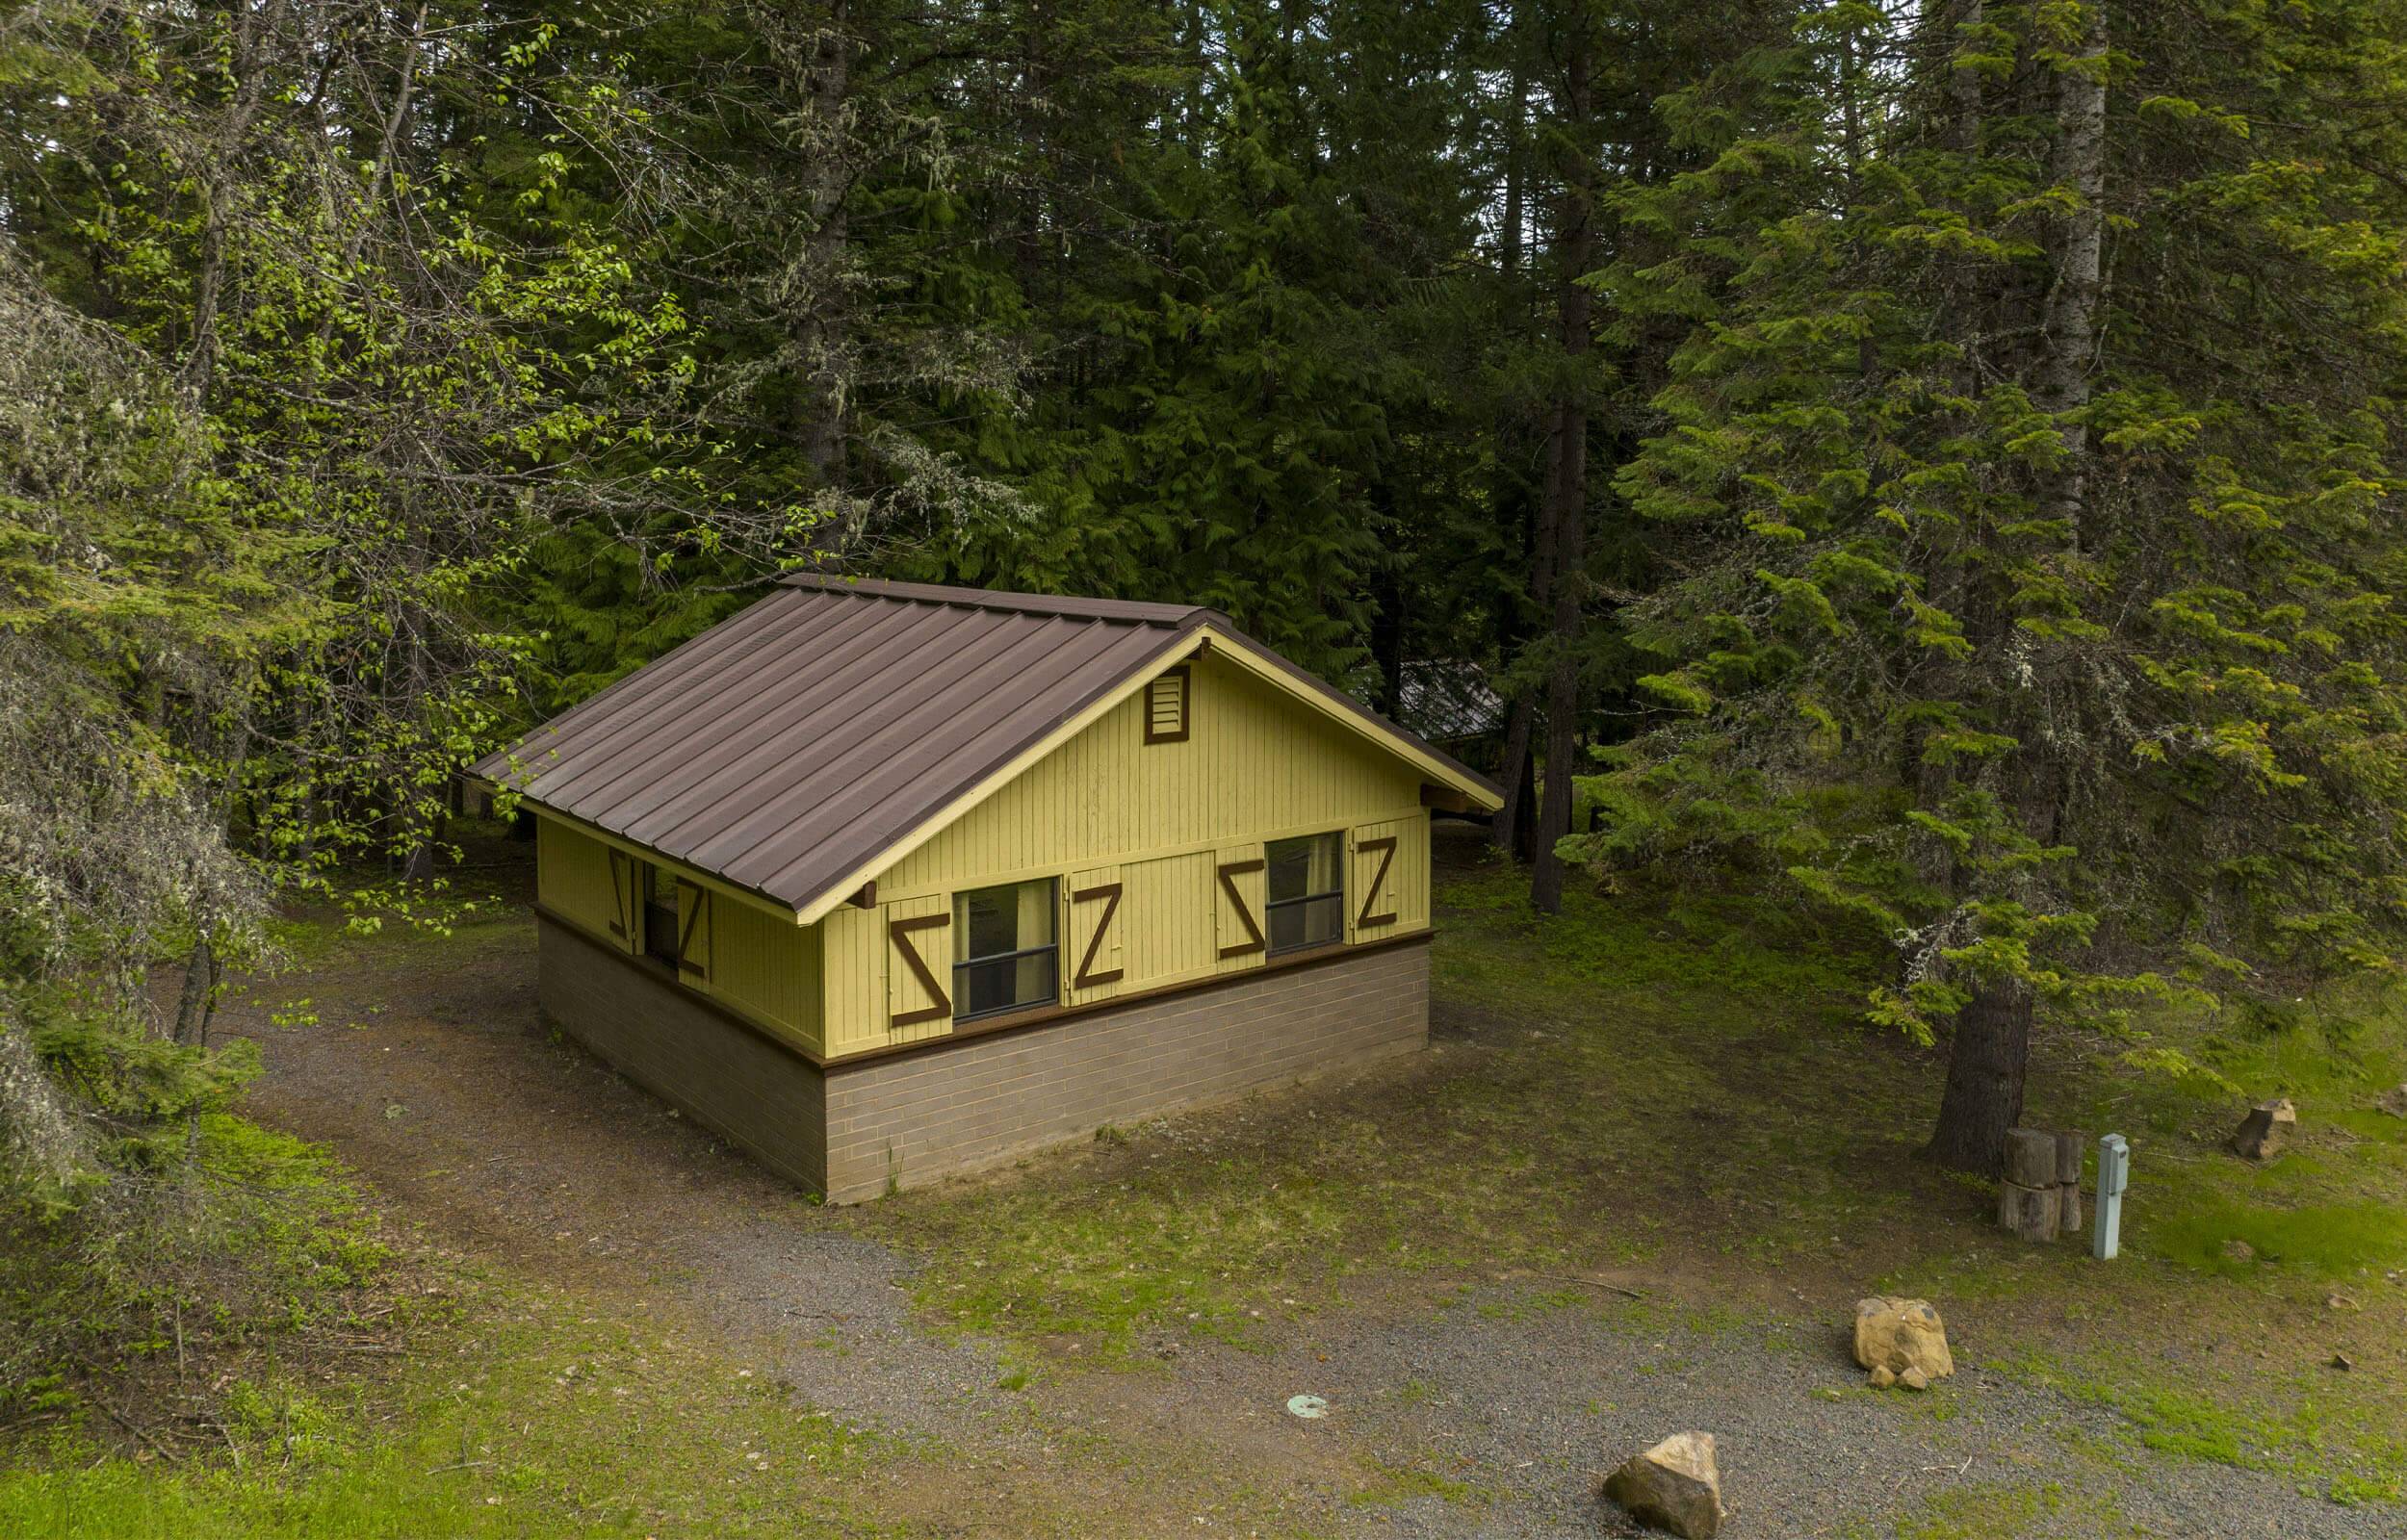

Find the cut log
[[2054, 1129, 2083, 1234], [1998, 1179, 2058, 1243], [2003, 1127, 2057, 1189]]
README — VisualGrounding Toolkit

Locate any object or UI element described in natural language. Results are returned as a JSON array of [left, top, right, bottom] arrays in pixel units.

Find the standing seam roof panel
[[523, 594, 870, 816], [675, 604, 1052, 872], [608, 603, 1023, 856], [738, 617, 1178, 896], [571, 599, 947, 836]]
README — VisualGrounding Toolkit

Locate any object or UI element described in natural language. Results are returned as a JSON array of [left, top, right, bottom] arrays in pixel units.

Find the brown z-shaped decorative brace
[[1355, 835, 1398, 928], [1070, 882, 1126, 988], [888, 911, 952, 1026], [1216, 858, 1266, 958]]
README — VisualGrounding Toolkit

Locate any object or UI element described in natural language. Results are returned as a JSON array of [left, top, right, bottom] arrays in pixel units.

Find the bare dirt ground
[[216, 846, 2400, 1538]]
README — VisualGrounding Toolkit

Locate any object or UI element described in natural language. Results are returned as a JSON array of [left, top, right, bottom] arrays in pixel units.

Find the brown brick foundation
[[536, 912, 1429, 1203]]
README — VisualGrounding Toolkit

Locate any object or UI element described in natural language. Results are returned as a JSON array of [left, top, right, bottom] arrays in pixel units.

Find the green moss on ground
[[0, 1273, 904, 1540]]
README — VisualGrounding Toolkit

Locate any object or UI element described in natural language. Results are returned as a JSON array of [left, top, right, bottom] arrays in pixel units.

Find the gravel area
[[220, 909, 2403, 1538], [1118, 1283, 2383, 1539]]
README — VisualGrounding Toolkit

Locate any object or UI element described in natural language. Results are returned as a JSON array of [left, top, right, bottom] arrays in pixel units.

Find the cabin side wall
[[533, 812, 826, 1057], [822, 650, 1434, 1058], [534, 912, 827, 1193]]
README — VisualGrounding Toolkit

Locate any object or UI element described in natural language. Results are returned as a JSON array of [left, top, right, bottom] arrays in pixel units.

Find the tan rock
[[1900, 1366, 1931, 1392], [1852, 1296, 1955, 1381], [1868, 1365, 1896, 1389], [2229, 1097, 2296, 1161], [1601, 1431, 1723, 1540]]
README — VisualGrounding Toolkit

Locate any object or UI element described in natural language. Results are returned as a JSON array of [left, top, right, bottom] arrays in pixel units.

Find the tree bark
[[1926, 4, 2106, 1171], [178, 0, 273, 398], [1529, 7, 1595, 915], [2032, 0, 2108, 541], [1928, 974, 2033, 1174], [170, 932, 215, 1047], [791, 0, 856, 487]]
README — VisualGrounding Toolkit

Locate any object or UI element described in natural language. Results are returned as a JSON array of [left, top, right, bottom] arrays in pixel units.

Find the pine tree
[[1601, 0, 2407, 1172]]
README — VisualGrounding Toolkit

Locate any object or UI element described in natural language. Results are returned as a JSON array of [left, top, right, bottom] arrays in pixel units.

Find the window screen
[[1264, 833, 1343, 954], [642, 863, 681, 964], [952, 879, 1059, 1020]]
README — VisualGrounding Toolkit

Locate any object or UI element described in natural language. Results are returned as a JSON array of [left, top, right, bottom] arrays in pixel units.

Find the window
[[953, 879, 1059, 1020], [1144, 666, 1190, 744], [642, 862, 681, 964], [1264, 833, 1343, 954]]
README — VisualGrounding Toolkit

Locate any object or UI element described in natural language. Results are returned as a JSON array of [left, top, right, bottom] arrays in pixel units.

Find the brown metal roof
[[475, 576, 1500, 915]]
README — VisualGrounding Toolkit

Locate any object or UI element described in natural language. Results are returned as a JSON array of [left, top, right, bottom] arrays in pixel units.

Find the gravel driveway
[[220, 914, 2399, 1539]]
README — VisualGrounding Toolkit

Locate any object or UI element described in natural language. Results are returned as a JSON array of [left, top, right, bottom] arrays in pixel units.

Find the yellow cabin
[[474, 577, 1503, 1201]]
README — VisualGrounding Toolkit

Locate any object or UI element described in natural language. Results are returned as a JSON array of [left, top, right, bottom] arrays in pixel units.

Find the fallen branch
[[1535, 1272, 1646, 1300]]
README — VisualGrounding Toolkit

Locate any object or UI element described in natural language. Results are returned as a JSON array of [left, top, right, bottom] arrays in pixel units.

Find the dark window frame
[[1263, 832, 1345, 956], [951, 878, 1062, 1022]]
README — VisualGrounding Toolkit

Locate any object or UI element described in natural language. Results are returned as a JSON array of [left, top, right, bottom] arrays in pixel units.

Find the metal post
[[2092, 1133, 2129, 1260]]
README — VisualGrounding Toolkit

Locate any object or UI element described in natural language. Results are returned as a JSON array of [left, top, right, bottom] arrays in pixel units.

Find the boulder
[[1852, 1296, 1954, 1382], [1601, 1431, 1723, 1540], [1899, 1366, 1931, 1392], [1868, 1365, 1896, 1389], [2228, 1098, 2296, 1161], [2376, 1085, 2407, 1118]]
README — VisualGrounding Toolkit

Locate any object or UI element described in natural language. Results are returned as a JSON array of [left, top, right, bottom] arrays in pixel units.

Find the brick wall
[[820, 938, 1429, 1202], [537, 913, 829, 1192]]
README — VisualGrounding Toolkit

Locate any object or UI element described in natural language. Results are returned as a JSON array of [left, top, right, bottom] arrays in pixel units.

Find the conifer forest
[[8, 3, 2407, 1535]]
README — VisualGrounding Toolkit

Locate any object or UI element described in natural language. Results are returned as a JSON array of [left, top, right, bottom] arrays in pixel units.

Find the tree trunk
[[170, 931, 215, 1047], [1529, 7, 1595, 916], [2033, 0, 2108, 541], [1927, 4, 2105, 1172], [792, 0, 855, 488], [1927, 974, 2032, 1174]]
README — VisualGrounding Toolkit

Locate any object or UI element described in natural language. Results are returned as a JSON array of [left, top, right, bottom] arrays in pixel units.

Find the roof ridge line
[[777, 572, 1215, 628]]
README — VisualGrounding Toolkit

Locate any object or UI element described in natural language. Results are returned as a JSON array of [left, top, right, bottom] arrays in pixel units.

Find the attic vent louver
[[1144, 665, 1190, 744]]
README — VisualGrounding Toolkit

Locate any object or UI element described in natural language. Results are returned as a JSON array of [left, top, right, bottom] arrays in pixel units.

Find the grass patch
[[1345, 1458, 1482, 1508], [2006, 1348, 2407, 1506], [0, 1273, 904, 1539], [869, 860, 1910, 1360]]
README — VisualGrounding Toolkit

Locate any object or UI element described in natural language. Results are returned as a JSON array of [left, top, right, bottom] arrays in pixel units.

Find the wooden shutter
[[1065, 865, 1126, 1004], [1347, 822, 1401, 942], [1213, 845, 1266, 965], [606, 848, 636, 951], [676, 883, 713, 989], [884, 894, 952, 1035]]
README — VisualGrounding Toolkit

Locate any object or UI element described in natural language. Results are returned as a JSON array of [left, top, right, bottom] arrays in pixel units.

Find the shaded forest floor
[[6, 825, 2407, 1537]]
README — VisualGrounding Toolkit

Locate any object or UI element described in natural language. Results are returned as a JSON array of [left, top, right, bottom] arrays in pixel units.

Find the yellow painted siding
[[711, 894, 824, 1055], [536, 812, 824, 1057], [819, 652, 1433, 1056], [1121, 849, 1220, 992], [537, 816, 621, 940], [819, 905, 886, 1058], [874, 651, 1424, 895]]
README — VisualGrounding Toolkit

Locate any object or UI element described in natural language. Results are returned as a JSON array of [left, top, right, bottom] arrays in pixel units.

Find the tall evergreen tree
[[1600, 0, 2407, 1171]]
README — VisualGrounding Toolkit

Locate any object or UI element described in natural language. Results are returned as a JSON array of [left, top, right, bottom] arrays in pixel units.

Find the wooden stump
[[2000, 1129, 2061, 1242], [2054, 1129, 2083, 1235]]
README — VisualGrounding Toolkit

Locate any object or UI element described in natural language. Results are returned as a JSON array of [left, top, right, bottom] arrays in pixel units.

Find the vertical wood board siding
[[820, 654, 1431, 1055], [536, 815, 620, 938]]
